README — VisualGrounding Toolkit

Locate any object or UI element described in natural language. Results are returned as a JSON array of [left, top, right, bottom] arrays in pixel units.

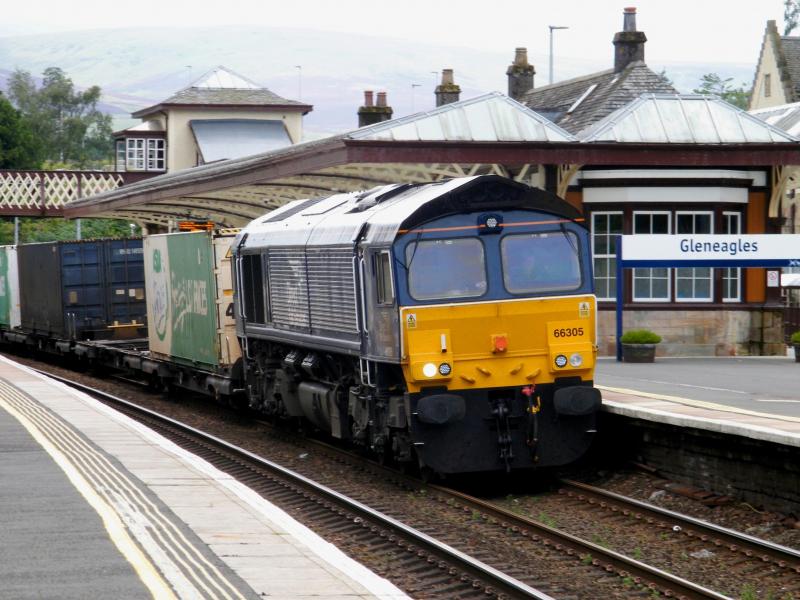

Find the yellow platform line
[[598, 384, 800, 424], [0, 394, 177, 600]]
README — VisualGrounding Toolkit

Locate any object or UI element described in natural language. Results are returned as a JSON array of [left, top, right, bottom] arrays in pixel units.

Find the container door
[[61, 242, 103, 339], [213, 235, 241, 367], [7, 246, 20, 328], [106, 239, 146, 335], [0, 247, 12, 328]]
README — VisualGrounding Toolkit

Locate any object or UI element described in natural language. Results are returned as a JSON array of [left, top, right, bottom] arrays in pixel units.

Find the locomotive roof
[[237, 175, 582, 251]]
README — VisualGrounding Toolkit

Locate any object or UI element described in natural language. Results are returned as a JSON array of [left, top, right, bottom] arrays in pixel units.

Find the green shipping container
[[145, 231, 239, 370], [0, 246, 20, 329]]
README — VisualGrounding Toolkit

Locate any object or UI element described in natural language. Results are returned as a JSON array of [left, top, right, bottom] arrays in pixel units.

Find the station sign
[[620, 234, 800, 268]]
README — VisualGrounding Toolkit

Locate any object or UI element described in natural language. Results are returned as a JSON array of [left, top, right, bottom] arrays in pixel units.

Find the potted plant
[[791, 331, 800, 363], [620, 329, 662, 363]]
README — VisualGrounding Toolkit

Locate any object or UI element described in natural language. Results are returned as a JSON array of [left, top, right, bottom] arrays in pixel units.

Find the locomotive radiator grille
[[267, 247, 358, 334], [306, 248, 358, 333], [267, 248, 310, 328]]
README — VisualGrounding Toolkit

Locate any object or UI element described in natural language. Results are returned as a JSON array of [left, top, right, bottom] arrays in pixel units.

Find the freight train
[[0, 175, 601, 474]]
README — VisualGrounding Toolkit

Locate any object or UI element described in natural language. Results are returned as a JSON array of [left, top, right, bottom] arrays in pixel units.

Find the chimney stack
[[358, 90, 393, 127], [435, 69, 461, 107], [613, 7, 646, 72], [507, 47, 535, 101]]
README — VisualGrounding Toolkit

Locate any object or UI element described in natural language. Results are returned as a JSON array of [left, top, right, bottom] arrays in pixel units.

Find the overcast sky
[[0, 0, 786, 67]]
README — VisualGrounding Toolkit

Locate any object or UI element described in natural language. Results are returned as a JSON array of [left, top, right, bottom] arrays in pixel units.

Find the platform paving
[[596, 357, 800, 447], [0, 355, 408, 600]]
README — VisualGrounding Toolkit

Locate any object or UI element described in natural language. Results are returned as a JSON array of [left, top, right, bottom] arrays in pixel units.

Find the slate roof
[[133, 66, 311, 118], [519, 61, 677, 135], [780, 37, 800, 98], [751, 21, 800, 107]]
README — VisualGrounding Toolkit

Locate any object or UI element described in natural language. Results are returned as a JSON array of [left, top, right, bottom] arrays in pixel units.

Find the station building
[[68, 9, 800, 357]]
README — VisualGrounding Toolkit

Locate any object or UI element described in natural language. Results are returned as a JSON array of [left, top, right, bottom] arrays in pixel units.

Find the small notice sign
[[767, 270, 780, 288]]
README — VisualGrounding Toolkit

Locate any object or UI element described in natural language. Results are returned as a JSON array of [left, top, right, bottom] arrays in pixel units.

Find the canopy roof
[[65, 93, 800, 228], [580, 94, 798, 143]]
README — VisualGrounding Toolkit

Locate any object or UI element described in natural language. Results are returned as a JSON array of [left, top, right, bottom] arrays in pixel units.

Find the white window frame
[[124, 137, 166, 171], [590, 211, 623, 301], [115, 139, 126, 171], [146, 138, 166, 171], [722, 211, 742, 303], [675, 211, 714, 303], [632, 210, 671, 302]]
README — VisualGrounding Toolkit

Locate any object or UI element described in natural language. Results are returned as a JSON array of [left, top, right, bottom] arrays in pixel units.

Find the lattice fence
[[0, 171, 124, 212]]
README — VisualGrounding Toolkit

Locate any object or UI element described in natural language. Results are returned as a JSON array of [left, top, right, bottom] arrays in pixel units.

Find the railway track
[[35, 364, 800, 599], [557, 479, 800, 573], [40, 369, 552, 600]]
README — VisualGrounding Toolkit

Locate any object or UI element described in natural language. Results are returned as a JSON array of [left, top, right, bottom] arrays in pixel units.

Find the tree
[[785, 0, 800, 35], [0, 94, 41, 169], [693, 73, 750, 110], [656, 68, 673, 88], [0, 217, 140, 244], [7, 67, 113, 168]]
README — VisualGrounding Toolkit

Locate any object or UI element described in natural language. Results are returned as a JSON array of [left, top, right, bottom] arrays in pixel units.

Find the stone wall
[[597, 308, 785, 356]]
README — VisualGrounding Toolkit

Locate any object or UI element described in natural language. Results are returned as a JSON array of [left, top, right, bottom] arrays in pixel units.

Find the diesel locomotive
[[234, 175, 601, 474]]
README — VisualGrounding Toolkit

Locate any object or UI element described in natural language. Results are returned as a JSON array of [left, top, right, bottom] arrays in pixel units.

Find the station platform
[[596, 356, 800, 448], [0, 355, 407, 600]]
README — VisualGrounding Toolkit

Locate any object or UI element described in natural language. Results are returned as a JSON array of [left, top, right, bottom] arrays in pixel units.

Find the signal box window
[[501, 231, 582, 294], [406, 238, 486, 301]]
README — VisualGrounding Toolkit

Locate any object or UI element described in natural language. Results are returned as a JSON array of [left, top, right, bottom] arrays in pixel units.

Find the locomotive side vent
[[306, 247, 358, 333], [267, 248, 310, 329], [266, 246, 357, 334]]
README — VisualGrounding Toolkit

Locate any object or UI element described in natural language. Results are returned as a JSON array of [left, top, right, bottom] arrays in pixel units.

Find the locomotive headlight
[[569, 353, 583, 368], [438, 362, 452, 376], [423, 362, 437, 377], [554, 354, 568, 368]]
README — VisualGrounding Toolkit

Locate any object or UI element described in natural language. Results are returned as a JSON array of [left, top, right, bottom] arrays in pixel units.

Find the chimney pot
[[623, 6, 637, 31], [358, 90, 392, 127], [613, 7, 646, 72], [435, 69, 461, 107], [507, 47, 535, 101]]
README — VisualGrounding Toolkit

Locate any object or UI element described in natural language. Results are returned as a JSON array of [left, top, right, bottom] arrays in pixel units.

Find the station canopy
[[65, 93, 800, 228]]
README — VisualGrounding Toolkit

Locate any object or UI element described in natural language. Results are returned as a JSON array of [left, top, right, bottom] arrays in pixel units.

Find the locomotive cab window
[[501, 231, 582, 294], [406, 238, 486, 301], [374, 250, 394, 305]]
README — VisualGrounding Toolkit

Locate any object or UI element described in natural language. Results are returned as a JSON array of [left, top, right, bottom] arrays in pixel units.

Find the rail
[[39, 370, 554, 600]]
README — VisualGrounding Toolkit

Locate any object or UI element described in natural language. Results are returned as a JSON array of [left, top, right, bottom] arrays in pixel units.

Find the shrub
[[620, 329, 662, 344], [791, 331, 800, 344]]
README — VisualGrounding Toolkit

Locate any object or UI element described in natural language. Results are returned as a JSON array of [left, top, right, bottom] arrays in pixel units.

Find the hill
[[0, 26, 755, 136]]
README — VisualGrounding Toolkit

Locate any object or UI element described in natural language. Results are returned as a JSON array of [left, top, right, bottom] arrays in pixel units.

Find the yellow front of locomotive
[[393, 210, 601, 474], [401, 295, 596, 392]]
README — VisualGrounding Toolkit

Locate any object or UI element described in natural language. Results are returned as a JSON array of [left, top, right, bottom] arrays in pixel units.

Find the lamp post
[[548, 25, 569, 85]]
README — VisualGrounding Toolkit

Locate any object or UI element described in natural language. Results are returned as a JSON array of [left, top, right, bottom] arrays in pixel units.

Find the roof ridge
[[525, 67, 615, 94]]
